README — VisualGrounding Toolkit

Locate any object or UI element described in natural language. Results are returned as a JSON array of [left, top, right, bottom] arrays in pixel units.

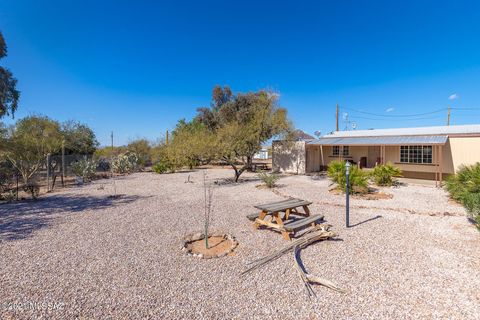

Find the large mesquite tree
[[196, 86, 292, 181]]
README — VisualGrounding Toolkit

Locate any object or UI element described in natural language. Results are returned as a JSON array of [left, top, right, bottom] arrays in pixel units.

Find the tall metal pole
[[345, 161, 350, 228], [447, 107, 451, 126]]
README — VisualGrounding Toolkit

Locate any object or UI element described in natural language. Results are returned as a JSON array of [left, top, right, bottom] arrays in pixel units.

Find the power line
[[348, 115, 444, 121], [341, 106, 447, 118]]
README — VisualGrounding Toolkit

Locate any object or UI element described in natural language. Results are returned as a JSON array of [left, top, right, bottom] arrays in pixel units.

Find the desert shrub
[[71, 158, 97, 183], [445, 163, 480, 228], [96, 158, 110, 172], [327, 160, 369, 194], [371, 162, 402, 186], [0, 160, 15, 193], [1, 190, 17, 202], [258, 171, 279, 188], [152, 157, 177, 174], [23, 183, 40, 200], [111, 152, 139, 174]]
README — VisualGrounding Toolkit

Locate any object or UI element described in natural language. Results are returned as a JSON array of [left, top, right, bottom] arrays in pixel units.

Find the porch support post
[[434, 145, 438, 187], [320, 145, 325, 170], [439, 145, 443, 185]]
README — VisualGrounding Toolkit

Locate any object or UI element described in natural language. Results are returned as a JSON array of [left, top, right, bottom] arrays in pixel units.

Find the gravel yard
[[1, 169, 479, 319]]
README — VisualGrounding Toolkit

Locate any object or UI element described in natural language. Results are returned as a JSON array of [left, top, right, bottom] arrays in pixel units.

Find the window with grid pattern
[[399, 145, 433, 164], [342, 146, 349, 156], [332, 146, 340, 156]]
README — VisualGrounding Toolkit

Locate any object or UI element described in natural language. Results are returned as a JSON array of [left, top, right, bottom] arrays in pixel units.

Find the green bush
[[71, 158, 97, 183], [0, 160, 14, 193], [152, 158, 176, 174], [445, 163, 480, 228], [258, 171, 280, 188], [111, 152, 139, 174], [327, 160, 369, 194], [371, 162, 402, 186]]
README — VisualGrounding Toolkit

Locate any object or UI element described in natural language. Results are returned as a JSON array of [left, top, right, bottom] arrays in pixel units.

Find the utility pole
[[447, 107, 451, 126], [166, 130, 169, 145], [336, 103, 339, 131], [111, 131, 114, 150]]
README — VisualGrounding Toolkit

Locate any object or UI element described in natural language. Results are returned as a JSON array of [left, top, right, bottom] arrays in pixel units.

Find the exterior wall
[[276, 136, 480, 178], [272, 140, 306, 174], [447, 137, 480, 173]]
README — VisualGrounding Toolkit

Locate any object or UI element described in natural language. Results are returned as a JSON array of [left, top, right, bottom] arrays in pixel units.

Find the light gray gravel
[[1, 169, 479, 319]]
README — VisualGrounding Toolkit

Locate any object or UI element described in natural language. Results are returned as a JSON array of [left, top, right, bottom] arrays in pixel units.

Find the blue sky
[[1, 0, 480, 145]]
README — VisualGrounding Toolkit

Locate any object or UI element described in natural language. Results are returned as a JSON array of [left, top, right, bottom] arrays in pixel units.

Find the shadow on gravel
[[349, 215, 383, 228], [0, 194, 146, 242]]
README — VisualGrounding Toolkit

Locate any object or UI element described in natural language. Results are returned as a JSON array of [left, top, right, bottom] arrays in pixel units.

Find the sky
[[1, 0, 480, 145]]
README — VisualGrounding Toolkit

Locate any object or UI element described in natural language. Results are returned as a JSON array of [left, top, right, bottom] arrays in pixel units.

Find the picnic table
[[247, 198, 324, 241], [251, 163, 269, 172]]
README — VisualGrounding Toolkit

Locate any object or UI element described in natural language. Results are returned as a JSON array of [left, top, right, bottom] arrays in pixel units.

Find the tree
[[127, 138, 151, 167], [170, 119, 215, 168], [4, 116, 62, 185], [61, 120, 99, 155], [196, 86, 292, 181], [0, 31, 20, 119]]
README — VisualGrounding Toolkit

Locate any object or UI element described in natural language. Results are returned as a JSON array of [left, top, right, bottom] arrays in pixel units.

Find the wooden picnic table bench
[[248, 198, 324, 241], [251, 163, 269, 172]]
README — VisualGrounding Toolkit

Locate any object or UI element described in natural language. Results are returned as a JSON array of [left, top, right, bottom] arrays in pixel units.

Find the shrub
[[445, 163, 480, 228], [152, 157, 177, 174], [327, 160, 369, 194], [1, 190, 17, 202], [96, 158, 110, 172], [23, 183, 40, 200], [371, 162, 402, 186], [0, 160, 14, 193], [258, 171, 279, 188], [111, 152, 139, 174], [71, 158, 97, 183]]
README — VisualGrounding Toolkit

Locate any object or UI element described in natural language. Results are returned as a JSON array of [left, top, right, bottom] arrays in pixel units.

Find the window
[[342, 146, 349, 156], [332, 146, 340, 156], [399, 145, 433, 164]]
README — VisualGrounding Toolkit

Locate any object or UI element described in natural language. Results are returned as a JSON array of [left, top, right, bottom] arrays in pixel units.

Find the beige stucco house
[[272, 124, 480, 183]]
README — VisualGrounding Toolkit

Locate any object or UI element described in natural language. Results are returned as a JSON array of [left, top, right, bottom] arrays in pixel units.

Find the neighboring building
[[272, 124, 480, 182]]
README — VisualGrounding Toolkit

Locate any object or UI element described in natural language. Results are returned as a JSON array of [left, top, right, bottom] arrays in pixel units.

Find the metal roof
[[323, 124, 480, 138], [307, 135, 448, 146]]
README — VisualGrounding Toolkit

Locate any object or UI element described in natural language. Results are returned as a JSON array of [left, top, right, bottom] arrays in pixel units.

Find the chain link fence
[[0, 154, 114, 201]]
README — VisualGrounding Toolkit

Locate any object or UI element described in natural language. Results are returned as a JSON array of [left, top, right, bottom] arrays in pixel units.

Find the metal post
[[46, 153, 51, 192], [62, 139, 65, 187], [16, 172, 19, 201], [345, 161, 350, 228]]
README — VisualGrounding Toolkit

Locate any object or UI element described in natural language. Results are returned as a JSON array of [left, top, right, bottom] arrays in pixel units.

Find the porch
[[305, 135, 450, 186]]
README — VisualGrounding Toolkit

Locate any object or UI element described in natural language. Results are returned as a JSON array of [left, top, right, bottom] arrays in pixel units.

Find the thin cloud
[[449, 93, 459, 100], [385, 107, 395, 113]]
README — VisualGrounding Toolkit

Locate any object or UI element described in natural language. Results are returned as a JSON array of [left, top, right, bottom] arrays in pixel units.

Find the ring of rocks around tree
[[182, 232, 238, 259]]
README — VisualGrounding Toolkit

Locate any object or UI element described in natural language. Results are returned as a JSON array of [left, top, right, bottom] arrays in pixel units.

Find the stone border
[[181, 232, 238, 259]]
